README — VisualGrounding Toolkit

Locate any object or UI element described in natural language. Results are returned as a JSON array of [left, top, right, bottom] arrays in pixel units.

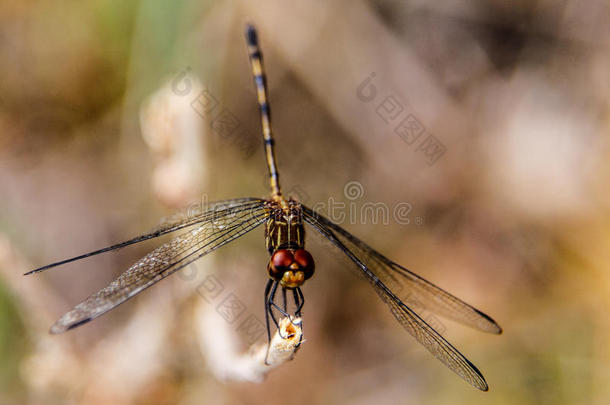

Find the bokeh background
[[1, 0, 609, 404]]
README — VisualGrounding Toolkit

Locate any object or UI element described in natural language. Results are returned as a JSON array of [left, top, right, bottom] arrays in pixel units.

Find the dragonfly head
[[268, 248, 315, 288]]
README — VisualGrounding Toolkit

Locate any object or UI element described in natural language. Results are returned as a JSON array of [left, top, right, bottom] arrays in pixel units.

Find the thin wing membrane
[[302, 206, 501, 334], [26, 198, 265, 275], [302, 206, 490, 391], [50, 202, 269, 333]]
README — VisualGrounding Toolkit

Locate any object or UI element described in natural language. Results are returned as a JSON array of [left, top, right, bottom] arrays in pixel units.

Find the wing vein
[[302, 206, 489, 391], [50, 206, 269, 333], [26, 198, 265, 275], [301, 206, 501, 334]]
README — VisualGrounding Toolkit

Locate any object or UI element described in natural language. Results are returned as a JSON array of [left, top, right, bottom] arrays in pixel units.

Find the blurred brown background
[[1, 0, 609, 404]]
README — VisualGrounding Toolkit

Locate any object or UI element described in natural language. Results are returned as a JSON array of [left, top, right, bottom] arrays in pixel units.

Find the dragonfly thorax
[[265, 199, 305, 254], [268, 248, 315, 288]]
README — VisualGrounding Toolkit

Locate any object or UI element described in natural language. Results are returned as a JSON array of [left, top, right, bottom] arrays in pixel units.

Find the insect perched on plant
[[27, 24, 502, 391]]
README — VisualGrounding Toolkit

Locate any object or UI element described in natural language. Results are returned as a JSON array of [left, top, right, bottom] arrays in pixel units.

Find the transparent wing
[[302, 206, 501, 334], [302, 206, 490, 391], [26, 198, 265, 275], [50, 202, 269, 333]]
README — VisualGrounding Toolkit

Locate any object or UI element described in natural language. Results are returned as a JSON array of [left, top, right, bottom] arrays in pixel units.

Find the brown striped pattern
[[245, 24, 282, 199]]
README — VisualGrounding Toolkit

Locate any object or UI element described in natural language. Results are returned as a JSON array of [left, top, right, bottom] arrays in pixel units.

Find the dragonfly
[[26, 24, 501, 391]]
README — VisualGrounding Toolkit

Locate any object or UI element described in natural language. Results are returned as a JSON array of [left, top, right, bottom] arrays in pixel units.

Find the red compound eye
[[293, 249, 315, 279], [271, 249, 294, 269], [269, 249, 294, 279]]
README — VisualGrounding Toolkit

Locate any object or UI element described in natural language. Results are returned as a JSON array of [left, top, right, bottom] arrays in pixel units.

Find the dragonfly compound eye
[[269, 249, 294, 279], [294, 249, 315, 280]]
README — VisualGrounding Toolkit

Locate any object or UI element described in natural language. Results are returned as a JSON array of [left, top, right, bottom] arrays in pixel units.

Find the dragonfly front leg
[[293, 288, 304, 347], [263, 279, 274, 365], [264, 280, 289, 363], [267, 280, 289, 338], [264, 280, 305, 365], [282, 287, 287, 313], [294, 287, 304, 316]]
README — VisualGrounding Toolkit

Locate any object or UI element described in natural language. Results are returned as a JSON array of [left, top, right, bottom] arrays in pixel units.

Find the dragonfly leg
[[282, 287, 287, 313], [267, 280, 289, 338], [294, 287, 304, 316], [270, 288, 290, 318], [293, 287, 304, 347], [264, 279, 273, 365]]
